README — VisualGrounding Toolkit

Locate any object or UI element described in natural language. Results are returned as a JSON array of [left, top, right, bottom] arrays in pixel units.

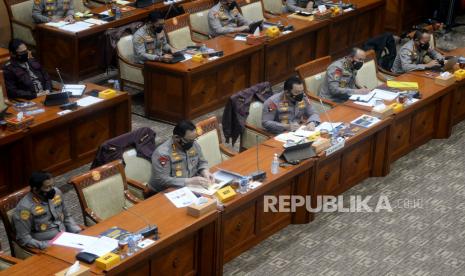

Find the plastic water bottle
[[113, 80, 121, 91], [271, 153, 279, 174], [127, 235, 136, 256], [115, 6, 122, 20], [238, 177, 249, 194]]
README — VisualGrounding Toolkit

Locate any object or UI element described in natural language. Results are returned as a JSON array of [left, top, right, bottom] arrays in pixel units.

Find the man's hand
[[186, 176, 211, 189], [356, 88, 371, 94], [235, 25, 249, 32], [37, 90, 50, 97], [305, 122, 316, 131], [201, 170, 215, 183], [289, 122, 300, 131], [162, 54, 173, 62], [64, 15, 75, 23], [305, 1, 314, 11], [425, 60, 440, 68]]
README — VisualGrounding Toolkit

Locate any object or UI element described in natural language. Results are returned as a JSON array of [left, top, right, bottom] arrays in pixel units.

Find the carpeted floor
[[2, 18, 465, 276]]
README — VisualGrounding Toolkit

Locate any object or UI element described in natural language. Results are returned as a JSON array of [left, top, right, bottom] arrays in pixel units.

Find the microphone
[[249, 135, 266, 181], [56, 68, 77, 110], [123, 206, 159, 239]]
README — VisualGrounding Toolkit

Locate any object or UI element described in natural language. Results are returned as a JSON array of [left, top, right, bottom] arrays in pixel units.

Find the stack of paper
[[76, 96, 103, 107], [349, 91, 375, 102], [371, 89, 399, 101], [84, 18, 107, 25], [165, 187, 198, 208], [46, 21, 68, 28], [59, 21, 93, 33], [52, 232, 119, 257]]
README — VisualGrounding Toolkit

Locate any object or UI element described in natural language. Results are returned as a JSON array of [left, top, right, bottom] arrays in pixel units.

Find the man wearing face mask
[[262, 76, 320, 134], [149, 120, 214, 193], [286, 0, 324, 13], [391, 29, 444, 74], [3, 39, 52, 100], [12, 171, 81, 250], [32, 0, 75, 24], [318, 48, 370, 103], [208, 0, 251, 37], [133, 12, 175, 64]]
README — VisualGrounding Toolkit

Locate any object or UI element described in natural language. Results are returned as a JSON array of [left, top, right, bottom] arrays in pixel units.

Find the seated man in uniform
[[208, 0, 251, 37], [286, 0, 324, 13], [262, 76, 320, 135], [149, 120, 214, 193], [133, 12, 176, 64], [391, 29, 444, 74], [318, 47, 370, 103], [32, 0, 75, 23], [3, 39, 52, 100], [12, 171, 81, 250]]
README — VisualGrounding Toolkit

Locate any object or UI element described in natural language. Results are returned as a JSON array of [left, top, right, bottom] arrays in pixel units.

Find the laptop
[[280, 141, 316, 163], [44, 92, 70, 106]]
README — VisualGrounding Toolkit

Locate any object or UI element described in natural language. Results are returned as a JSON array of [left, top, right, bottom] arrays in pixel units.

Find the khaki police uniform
[[149, 137, 209, 192], [208, 2, 250, 37], [262, 91, 320, 134], [12, 188, 80, 250], [32, 0, 74, 23], [286, 0, 323, 13], [133, 24, 171, 64], [318, 57, 359, 103], [391, 40, 444, 74]]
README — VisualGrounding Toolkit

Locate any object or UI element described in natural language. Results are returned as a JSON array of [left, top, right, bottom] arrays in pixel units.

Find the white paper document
[[84, 18, 107, 25], [77, 96, 103, 107], [82, 236, 118, 257], [349, 91, 375, 102], [63, 84, 86, 96], [46, 21, 68, 28], [165, 187, 198, 208], [274, 132, 306, 143], [59, 21, 93, 33], [371, 89, 399, 101], [315, 122, 342, 132], [351, 114, 381, 128], [116, 0, 131, 4], [52, 232, 98, 250]]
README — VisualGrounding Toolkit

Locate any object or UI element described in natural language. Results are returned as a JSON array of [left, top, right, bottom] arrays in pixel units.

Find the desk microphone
[[123, 206, 159, 239], [250, 135, 266, 181], [56, 68, 77, 110]]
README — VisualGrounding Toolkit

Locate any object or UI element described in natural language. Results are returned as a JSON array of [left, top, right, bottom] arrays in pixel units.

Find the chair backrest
[[73, 0, 89, 13], [182, 0, 214, 36], [164, 13, 195, 50], [117, 35, 135, 63], [0, 0, 12, 46], [237, 0, 265, 22], [356, 49, 380, 90], [262, 0, 283, 14], [296, 56, 332, 97], [70, 160, 129, 222], [0, 71, 7, 111], [247, 101, 264, 128], [195, 116, 223, 168], [0, 187, 30, 258], [117, 35, 144, 85], [9, 0, 34, 26], [122, 148, 152, 185]]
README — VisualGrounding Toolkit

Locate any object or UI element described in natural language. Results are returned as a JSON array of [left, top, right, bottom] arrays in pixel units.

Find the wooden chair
[[116, 35, 144, 90], [0, 70, 10, 110], [5, 0, 36, 47], [262, 0, 284, 15], [356, 49, 387, 90], [240, 101, 273, 150], [164, 13, 199, 50], [0, 187, 39, 259], [295, 56, 337, 113], [0, 244, 22, 271], [70, 160, 141, 226], [237, 0, 269, 22], [182, 0, 215, 41], [195, 116, 237, 167], [0, 0, 12, 47]]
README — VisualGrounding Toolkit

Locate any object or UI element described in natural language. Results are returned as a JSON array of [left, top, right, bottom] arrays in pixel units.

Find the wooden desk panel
[[0, 84, 131, 196], [144, 36, 263, 122], [2, 255, 75, 276], [43, 193, 220, 276], [385, 0, 434, 34]]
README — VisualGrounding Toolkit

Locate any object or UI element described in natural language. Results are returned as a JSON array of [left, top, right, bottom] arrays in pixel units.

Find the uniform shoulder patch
[[268, 102, 277, 112], [158, 156, 169, 167], [20, 210, 30, 220], [334, 68, 342, 80]]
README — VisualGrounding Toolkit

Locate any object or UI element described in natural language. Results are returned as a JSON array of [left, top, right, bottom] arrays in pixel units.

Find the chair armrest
[[378, 66, 400, 77], [219, 143, 237, 157], [376, 72, 388, 82], [0, 254, 22, 265], [118, 54, 144, 69], [124, 190, 142, 204], [264, 12, 277, 19], [84, 207, 102, 224], [244, 123, 273, 138], [11, 19, 35, 31], [191, 29, 211, 39], [78, 224, 87, 230], [306, 92, 337, 107]]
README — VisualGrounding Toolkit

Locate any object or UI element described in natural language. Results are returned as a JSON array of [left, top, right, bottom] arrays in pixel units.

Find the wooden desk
[[36, 6, 152, 82], [2, 254, 76, 276], [0, 48, 9, 67], [43, 193, 220, 276], [144, 36, 263, 122], [263, 16, 330, 84], [384, 0, 434, 34], [213, 144, 315, 263], [328, 0, 386, 57], [0, 83, 131, 196]]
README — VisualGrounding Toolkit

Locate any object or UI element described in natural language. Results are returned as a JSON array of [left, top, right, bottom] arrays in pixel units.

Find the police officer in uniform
[[3, 39, 52, 100], [208, 0, 251, 37], [12, 172, 81, 250], [262, 76, 320, 134], [133, 12, 175, 64], [286, 0, 324, 13], [391, 29, 444, 74], [149, 120, 214, 193], [32, 0, 75, 23], [318, 48, 370, 103]]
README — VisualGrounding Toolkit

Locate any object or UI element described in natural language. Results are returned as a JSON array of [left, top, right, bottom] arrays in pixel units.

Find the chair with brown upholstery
[[195, 116, 237, 167], [5, 0, 36, 47], [0, 187, 38, 259], [164, 13, 198, 50], [182, 0, 215, 41], [70, 160, 141, 226], [356, 49, 387, 90], [116, 35, 144, 90], [295, 56, 337, 114]]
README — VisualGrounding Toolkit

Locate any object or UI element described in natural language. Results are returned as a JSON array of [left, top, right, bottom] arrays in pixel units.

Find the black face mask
[[289, 92, 304, 102], [419, 42, 430, 51], [40, 188, 56, 200], [179, 138, 194, 151], [352, 60, 363, 70], [17, 52, 28, 63], [228, 1, 236, 10], [154, 25, 163, 33]]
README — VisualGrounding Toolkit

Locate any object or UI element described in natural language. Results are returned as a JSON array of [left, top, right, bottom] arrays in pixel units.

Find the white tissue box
[[54, 265, 90, 276]]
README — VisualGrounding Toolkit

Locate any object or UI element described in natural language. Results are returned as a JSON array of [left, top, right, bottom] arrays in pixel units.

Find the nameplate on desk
[[215, 186, 236, 203], [325, 139, 345, 156]]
